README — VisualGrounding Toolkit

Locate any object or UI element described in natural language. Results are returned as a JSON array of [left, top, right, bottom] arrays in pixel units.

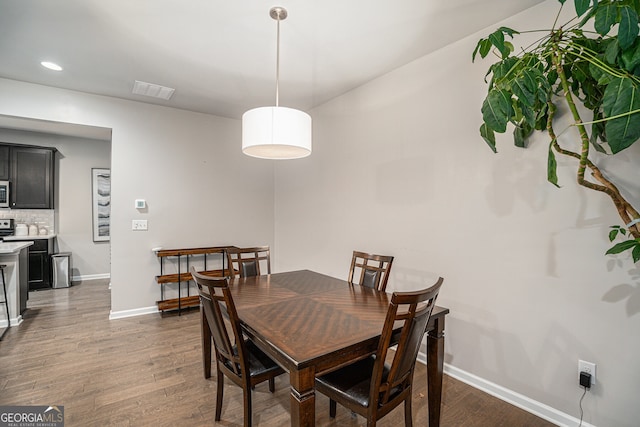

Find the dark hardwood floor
[[0, 280, 556, 426]]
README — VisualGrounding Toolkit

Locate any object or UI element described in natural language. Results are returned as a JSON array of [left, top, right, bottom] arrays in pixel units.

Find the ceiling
[[0, 0, 544, 121]]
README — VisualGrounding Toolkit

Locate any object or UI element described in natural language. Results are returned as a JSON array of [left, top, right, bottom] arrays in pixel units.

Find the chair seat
[[316, 356, 402, 408], [245, 340, 283, 378], [222, 340, 283, 378]]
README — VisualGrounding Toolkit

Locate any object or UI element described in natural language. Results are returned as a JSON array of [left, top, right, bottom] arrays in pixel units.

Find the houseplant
[[474, 0, 640, 263]]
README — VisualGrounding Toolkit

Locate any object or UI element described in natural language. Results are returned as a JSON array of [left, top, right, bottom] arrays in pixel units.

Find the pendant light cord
[[275, 11, 281, 107]]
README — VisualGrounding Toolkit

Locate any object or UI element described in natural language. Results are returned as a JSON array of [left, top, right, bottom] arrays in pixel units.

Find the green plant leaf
[[482, 89, 512, 132], [490, 57, 520, 86], [606, 239, 640, 255], [594, 4, 618, 36], [514, 121, 533, 148], [575, 0, 591, 16], [497, 26, 520, 38], [633, 244, 640, 263], [534, 106, 549, 130], [488, 29, 516, 59], [608, 225, 627, 241], [512, 75, 536, 106], [618, 6, 639, 50], [604, 38, 620, 64], [480, 123, 497, 153], [602, 77, 640, 153], [621, 39, 640, 71], [547, 143, 560, 187], [472, 38, 493, 61]]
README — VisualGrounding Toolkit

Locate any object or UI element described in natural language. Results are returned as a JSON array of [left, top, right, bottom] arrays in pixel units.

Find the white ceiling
[[0, 0, 544, 121]]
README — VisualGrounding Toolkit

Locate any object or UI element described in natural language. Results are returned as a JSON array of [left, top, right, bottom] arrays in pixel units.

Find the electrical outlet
[[578, 360, 596, 386], [132, 219, 148, 231]]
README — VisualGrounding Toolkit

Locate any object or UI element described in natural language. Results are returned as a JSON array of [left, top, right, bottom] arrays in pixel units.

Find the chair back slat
[[372, 277, 443, 404], [227, 246, 271, 279], [348, 251, 394, 291]]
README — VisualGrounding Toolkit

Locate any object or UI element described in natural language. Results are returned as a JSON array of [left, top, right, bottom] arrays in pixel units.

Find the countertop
[[0, 241, 33, 254], [3, 234, 57, 241]]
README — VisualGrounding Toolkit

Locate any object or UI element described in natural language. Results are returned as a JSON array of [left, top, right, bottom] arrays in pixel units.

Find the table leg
[[289, 366, 316, 427], [427, 315, 445, 426], [201, 307, 212, 379]]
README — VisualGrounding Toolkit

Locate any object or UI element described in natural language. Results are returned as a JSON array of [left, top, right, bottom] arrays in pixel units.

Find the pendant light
[[242, 7, 312, 159]]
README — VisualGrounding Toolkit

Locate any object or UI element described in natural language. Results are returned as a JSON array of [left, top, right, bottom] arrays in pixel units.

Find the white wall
[[0, 77, 275, 314], [0, 128, 111, 279], [274, 1, 640, 426]]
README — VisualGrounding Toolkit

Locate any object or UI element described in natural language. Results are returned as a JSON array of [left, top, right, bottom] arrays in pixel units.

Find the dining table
[[204, 269, 449, 427]]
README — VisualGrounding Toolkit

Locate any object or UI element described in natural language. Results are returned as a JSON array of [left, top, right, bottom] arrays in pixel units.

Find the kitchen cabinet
[[9, 145, 55, 209], [0, 145, 9, 180], [4, 236, 56, 291], [28, 239, 52, 290]]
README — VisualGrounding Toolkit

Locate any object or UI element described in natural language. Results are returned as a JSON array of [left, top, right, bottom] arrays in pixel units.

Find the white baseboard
[[72, 273, 110, 282], [0, 315, 22, 328], [109, 305, 158, 320], [419, 359, 596, 427]]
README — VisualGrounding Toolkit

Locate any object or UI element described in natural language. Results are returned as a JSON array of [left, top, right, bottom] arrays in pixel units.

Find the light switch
[[135, 199, 146, 209], [132, 220, 148, 231]]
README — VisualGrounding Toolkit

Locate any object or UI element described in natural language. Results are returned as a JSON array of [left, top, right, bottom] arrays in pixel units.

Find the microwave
[[0, 181, 9, 208]]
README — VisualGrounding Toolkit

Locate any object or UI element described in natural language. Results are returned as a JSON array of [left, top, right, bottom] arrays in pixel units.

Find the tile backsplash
[[0, 209, 55, 234]]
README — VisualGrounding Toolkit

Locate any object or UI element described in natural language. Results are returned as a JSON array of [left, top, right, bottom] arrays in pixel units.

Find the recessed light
[[41, 61, 63, 71]]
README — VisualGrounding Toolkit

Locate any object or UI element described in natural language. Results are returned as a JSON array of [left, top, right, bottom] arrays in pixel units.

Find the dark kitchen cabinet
[[0, 145, 9, 180], [27, 239, 53, 291], [9, 146, 55, 209]]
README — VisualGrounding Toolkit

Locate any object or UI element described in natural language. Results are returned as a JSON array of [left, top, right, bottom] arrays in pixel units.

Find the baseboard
[[72, 273, 110, 282], [437, 362, 597, 427], [109, 305, 159, 320], [0, 315, 22, 328]]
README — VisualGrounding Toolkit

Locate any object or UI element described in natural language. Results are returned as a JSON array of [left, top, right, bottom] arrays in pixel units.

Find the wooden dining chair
[[315, 276, 444, 427], [191, 267, 285, 427], [227, 246, 271, 279], [348, 250, 394, 291]]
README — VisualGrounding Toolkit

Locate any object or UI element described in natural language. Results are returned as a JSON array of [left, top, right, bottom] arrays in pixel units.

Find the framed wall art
[[92, 168, 111, 242]]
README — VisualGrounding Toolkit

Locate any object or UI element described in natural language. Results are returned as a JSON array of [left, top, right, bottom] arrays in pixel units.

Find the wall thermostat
[[135, 199, 146, 209]]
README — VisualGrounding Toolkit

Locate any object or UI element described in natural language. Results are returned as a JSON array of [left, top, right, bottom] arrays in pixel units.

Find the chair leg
[[201, 310, 212, 379], [215, 368, 224, 421], [243, 386, 252, 427], [329, 399, 337, 418], [0, 266, 8, 341], [268, 377, 275, 393], [404, 395, 413, 427]]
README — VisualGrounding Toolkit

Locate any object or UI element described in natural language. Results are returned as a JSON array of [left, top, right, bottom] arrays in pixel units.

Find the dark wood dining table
[[212, 269, 449, 427]]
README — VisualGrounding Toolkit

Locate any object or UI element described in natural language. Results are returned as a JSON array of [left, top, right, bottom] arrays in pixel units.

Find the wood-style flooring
[[0, 280, 557, 426]]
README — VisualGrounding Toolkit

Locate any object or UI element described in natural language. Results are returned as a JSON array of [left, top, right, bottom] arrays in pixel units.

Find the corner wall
[[273, 1, 640, 426], [0, 78, 275, 314], [0, 128, 111, 279]]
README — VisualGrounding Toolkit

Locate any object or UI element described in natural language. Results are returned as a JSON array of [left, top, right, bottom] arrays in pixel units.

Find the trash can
[[51, 252, 72, 288]]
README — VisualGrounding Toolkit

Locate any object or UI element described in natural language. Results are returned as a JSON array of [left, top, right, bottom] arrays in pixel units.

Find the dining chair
[[348, 250, 394, 291], [315, 276, 444, 427], [227, 246, 271, 278], [190, 267, 285, 427]]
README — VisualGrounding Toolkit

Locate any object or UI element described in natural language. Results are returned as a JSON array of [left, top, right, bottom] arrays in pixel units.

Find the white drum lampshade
[[242, 106, 312, 159]]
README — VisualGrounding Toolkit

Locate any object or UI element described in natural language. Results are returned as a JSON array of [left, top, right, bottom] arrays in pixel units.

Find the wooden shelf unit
[[155, 246, 235, 313]]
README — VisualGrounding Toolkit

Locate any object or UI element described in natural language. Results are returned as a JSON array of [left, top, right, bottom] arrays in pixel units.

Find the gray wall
[[0, 77, 275, 317], [0, 129, 111, 279], [273, 2, 639, 427]]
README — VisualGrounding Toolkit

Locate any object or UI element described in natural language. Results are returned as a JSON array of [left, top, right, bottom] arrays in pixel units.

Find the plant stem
[[546, 52, 640, 238]]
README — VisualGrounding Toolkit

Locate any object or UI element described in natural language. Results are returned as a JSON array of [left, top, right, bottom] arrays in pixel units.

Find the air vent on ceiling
[[132, 80, 175, 100]]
